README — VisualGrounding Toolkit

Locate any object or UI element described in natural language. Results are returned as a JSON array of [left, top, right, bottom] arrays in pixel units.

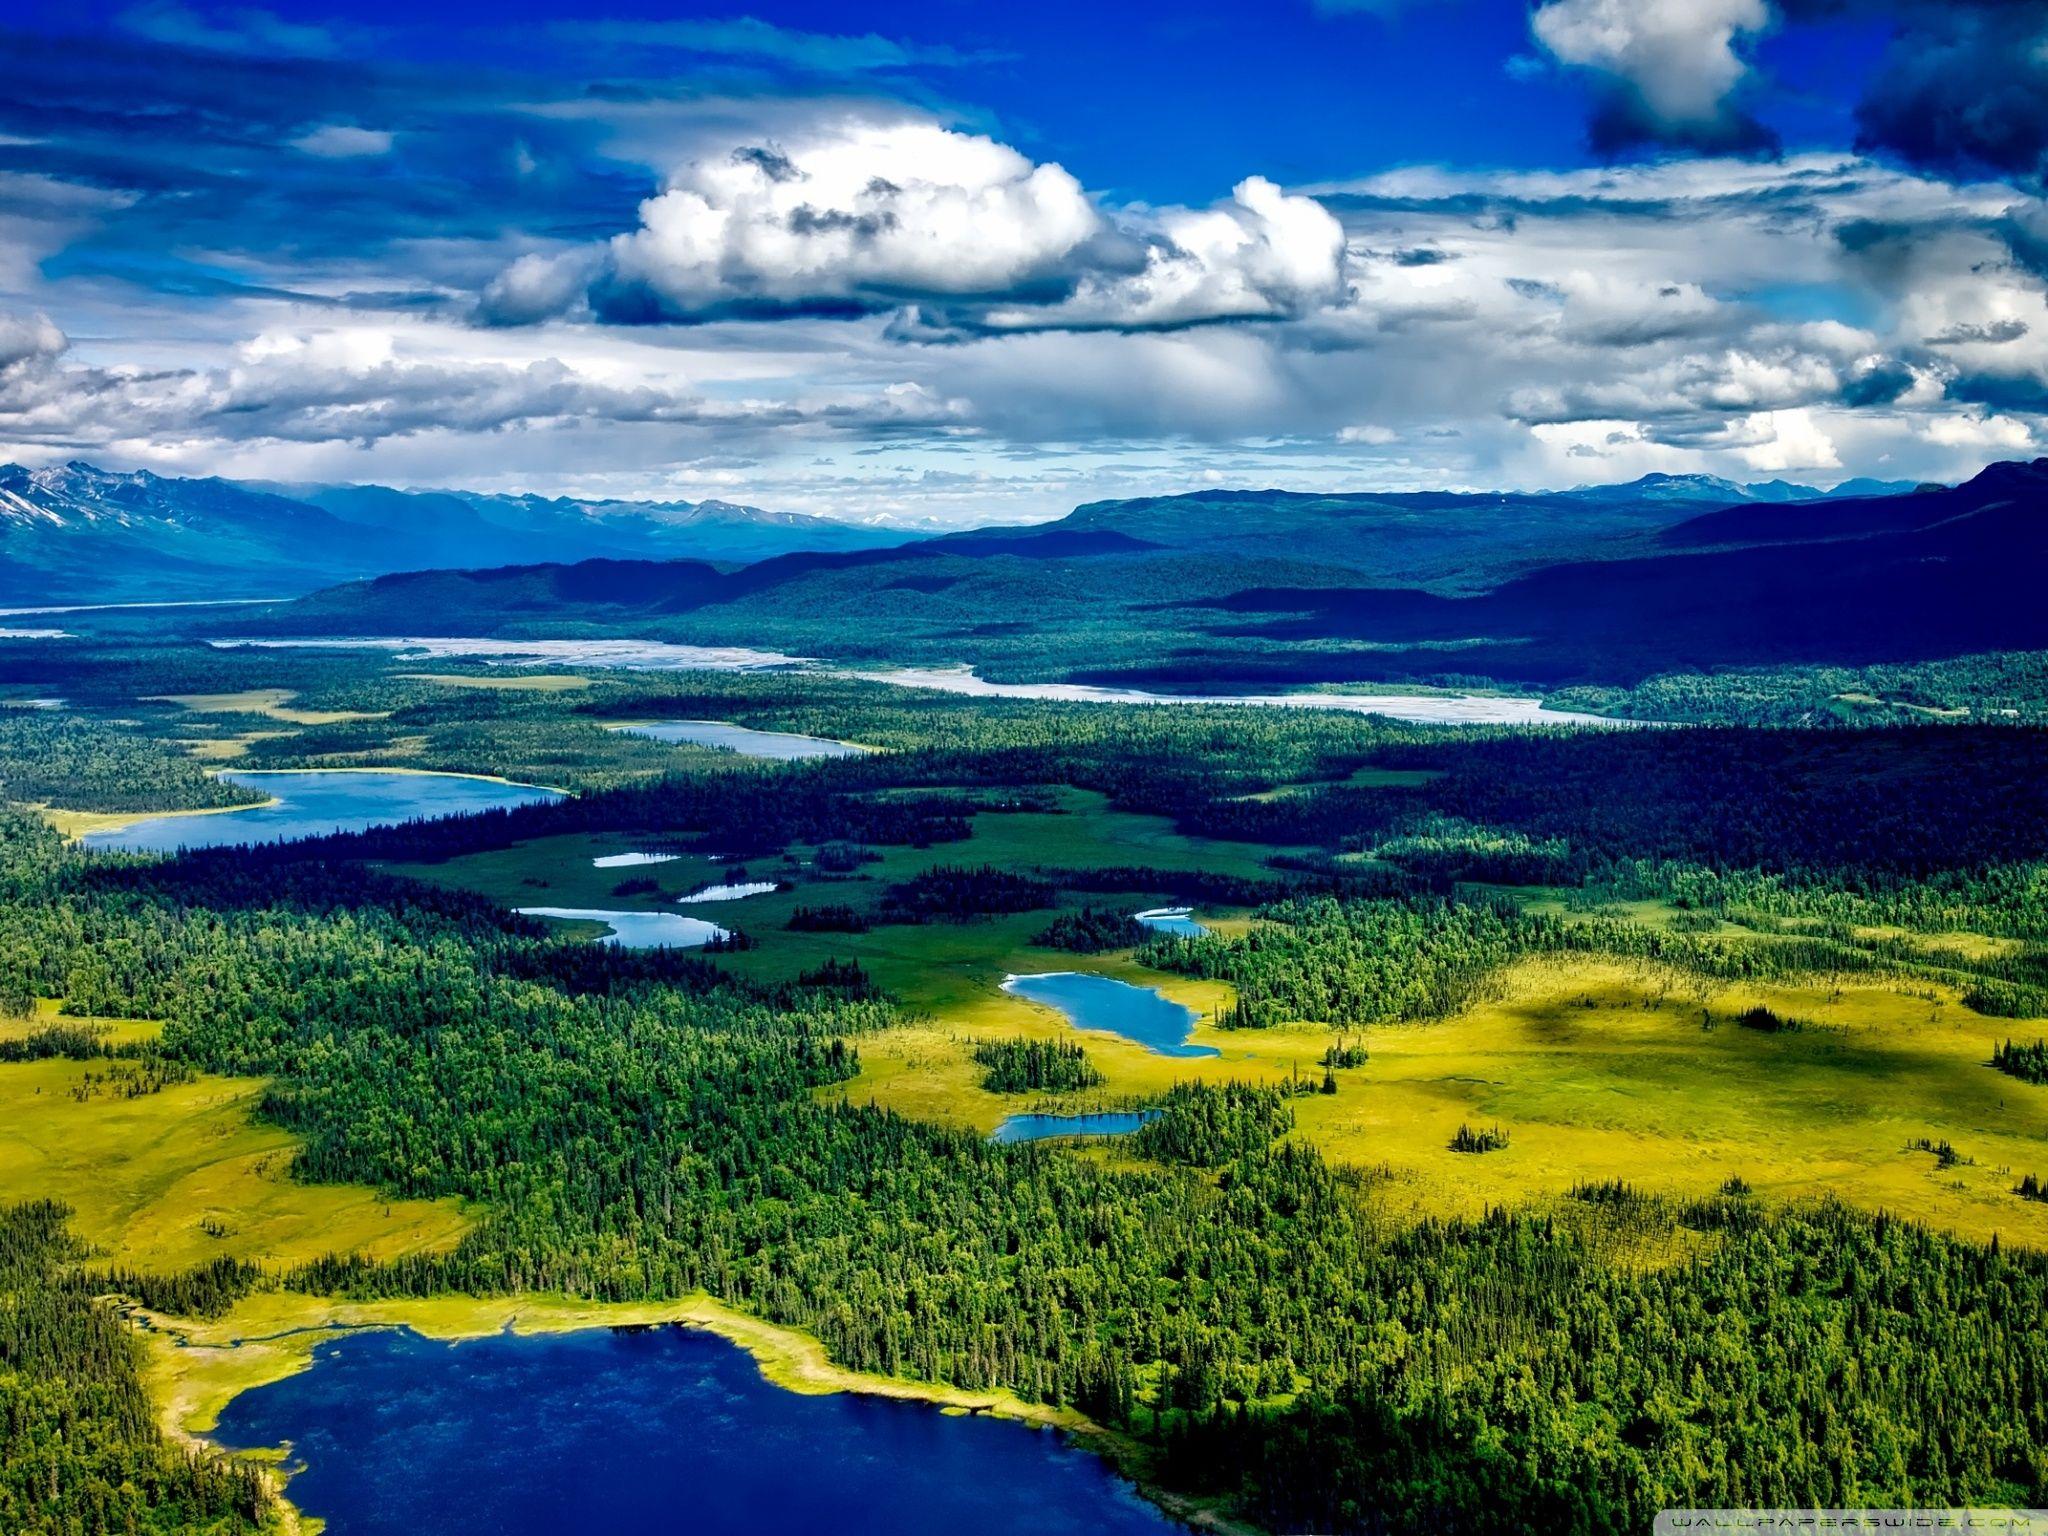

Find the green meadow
[[389, 776, 2048, 1250]]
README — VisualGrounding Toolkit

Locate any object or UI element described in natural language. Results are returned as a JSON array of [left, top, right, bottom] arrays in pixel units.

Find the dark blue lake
[[1001, 973, 1218, 1059], [210, 1325, 1180, 1536], [990, 1111, 1158, 1145], [81, 770, 562, 853], [619, 719, 868, 760]]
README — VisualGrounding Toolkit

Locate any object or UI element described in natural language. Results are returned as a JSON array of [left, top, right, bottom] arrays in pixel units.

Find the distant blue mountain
[[1041, 471, 1922, 592], [251, 459, 2048, 691], [1559, 471, 1919, 505], [0, 461, 923, 602]]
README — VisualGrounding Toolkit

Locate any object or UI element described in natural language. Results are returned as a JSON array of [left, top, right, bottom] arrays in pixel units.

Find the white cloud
[[0, 311, 964, 455], [604, 121, 1104, 317], [290, 124, 395, 158], [495, 118, 1347, 335], [14, 136, 2048, 518], [1531, 0, 1769, 139], [1732, 408, 1841, 472], [1922, 410, 2038, 450], [975, 176, 1346, 332], [0, 311, 66, 372], [480, 248, 605, 327]]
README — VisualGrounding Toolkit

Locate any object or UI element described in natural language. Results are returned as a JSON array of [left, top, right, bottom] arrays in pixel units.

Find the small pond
[[990, 1111, 1159, 1145], [1001, 973, 1217, 1059], [1133, 907, 1209, 938], [515, 907, 730, 949], [678, 882, 781, 904], [618, 719, 869, 760]]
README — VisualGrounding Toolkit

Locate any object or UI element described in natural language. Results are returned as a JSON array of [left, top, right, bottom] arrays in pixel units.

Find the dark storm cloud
[[1858, 12, 2048, 180], [1948, 372, 2048, 413], [1780, 0, 2048, 180], [1838, 359, 1916, 406], [1929, 319, 2030, 346], [1531, 0, 2048, 177], [1583, 91, 1778, 159]]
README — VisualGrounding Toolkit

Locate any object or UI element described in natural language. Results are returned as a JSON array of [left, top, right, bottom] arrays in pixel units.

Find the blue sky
[[2, 0, 2047, 522]]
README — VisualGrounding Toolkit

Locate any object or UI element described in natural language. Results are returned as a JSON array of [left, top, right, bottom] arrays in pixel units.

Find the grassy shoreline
[[140, 1289, 1255, 1535], [42, 796, 283, 839], [40, 763, 573, 839]]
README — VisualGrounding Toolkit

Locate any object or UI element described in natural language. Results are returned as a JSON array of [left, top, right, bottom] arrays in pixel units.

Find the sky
[[4, 0, 2048, 524]]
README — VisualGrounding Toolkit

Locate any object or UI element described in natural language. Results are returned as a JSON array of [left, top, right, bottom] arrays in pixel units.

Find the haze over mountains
[[0, 462, 920, 602]]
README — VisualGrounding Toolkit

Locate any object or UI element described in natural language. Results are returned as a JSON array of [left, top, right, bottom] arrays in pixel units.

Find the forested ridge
[[0, 1200, 268, 1535], [0, 714, 266, 815]]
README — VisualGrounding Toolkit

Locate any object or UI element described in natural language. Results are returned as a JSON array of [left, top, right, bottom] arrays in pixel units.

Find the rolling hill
[[1052, 474, 1917, 592]]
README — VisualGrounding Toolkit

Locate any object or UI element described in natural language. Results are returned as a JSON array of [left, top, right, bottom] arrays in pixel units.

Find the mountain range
[[222, 461, 2039, 691], [0, 462, 919, 602]]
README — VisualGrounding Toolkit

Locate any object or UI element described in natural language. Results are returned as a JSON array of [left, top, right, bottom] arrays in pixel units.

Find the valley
[[2, 618, 2046, 1533], [14, 9, 2048, 1531]]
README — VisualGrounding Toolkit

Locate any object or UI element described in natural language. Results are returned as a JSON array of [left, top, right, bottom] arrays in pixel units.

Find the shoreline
[[139, 1288, 1255, 1536], [41, 796, 283, 840], [43, 765, 572, 840], [605, 716, 883, 756]]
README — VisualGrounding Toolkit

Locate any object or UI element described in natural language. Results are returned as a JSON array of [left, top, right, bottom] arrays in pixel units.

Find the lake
[[1134, 906, 1208, 938], [618, 719, 870, 760], [80, 770, 563, 853], [516, 908, 730, 948], [990, 1111, 1159, 1145], [591, 850, 683, 868], [1002, 973, 1217, 1059], [209, 1325, 1179, 1536], [678, 881, 781, 904]]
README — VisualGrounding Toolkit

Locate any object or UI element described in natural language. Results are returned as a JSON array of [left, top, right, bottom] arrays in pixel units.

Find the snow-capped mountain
[[0, 462, 921, 603]]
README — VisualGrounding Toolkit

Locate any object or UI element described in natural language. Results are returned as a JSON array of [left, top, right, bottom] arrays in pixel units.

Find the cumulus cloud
[[965, 177, 1346, 333], [1531, 0, 1774, 151], [601, 123, 1104, 321], [0, 312, 67, 373], [487, 120, 1347, 336], [480, 248, 608, 327]]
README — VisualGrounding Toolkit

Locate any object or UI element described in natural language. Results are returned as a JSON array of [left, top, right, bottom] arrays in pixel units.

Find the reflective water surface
[[81, 770, 562, 853], [1001, 973, 1217, 1059], [210, 1325, 1180, 1536]]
